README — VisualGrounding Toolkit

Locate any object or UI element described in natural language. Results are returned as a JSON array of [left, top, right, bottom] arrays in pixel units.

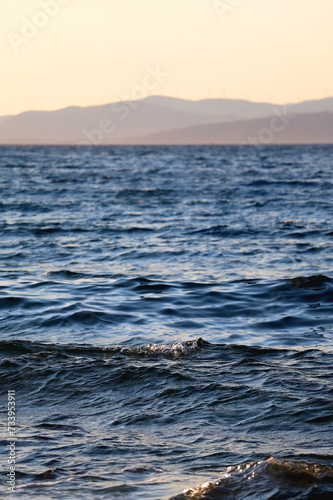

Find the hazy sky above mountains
[[1, 0, 333, 115]]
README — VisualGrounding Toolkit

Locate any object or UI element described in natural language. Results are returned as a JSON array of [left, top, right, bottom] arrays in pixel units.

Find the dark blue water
[[1, 145, 333, 499]]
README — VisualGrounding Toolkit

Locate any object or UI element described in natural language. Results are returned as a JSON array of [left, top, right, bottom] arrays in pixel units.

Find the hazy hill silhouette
[[0, 96, 332, 145], [0, 116, 12, 124], [132, 112, 333, 145]]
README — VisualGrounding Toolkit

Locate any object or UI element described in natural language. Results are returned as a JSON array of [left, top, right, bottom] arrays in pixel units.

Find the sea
[[1, 145, 333, 499]]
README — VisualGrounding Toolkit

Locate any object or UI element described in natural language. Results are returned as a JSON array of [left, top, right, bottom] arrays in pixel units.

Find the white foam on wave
[[120, 338, 205, 357]]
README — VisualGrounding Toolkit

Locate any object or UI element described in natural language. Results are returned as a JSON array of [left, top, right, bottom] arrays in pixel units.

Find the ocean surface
[[1, 145, 333, 499]]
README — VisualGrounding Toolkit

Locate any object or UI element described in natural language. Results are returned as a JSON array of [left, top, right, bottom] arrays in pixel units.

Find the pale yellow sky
[[1, 0, 333, 115]]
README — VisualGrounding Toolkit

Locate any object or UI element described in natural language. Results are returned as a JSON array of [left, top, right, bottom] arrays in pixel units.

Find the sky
[[1, 0, 333, 116]]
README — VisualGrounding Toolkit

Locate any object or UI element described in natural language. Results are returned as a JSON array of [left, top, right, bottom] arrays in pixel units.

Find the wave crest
[[171, 458, 333, 499]]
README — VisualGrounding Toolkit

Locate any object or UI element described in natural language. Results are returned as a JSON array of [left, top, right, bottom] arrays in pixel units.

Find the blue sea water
[[0, 145, 333, 499]]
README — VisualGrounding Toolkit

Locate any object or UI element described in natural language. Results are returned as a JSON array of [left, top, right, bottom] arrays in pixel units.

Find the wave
[[1, 334, 332, 370], [0, 338, 207, 360], [289, 275, 331, 288], [1, 274, 332, 350], [171, 458, 333, 499], [187, 225, 255, 237], [46, 270, 89, 279]]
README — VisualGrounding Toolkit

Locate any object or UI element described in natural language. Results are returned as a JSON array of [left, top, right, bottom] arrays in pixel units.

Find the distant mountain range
[[0, 96, 333, 145]]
